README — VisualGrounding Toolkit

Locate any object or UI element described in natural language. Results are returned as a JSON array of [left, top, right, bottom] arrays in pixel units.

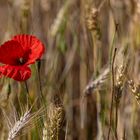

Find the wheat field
[[0, 0, 140, 140]]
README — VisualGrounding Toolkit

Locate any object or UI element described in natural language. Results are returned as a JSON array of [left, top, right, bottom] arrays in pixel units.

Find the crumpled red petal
[[0, 40, 24, 65], [12, 34, 45, 64], [0, 65, 31, 81]]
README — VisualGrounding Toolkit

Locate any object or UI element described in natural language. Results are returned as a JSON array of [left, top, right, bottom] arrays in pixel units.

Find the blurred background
[[0, 0, 140, 140]]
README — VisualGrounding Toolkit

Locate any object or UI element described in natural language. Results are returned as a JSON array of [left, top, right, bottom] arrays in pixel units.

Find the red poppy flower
[[0, 34, 45, 81]]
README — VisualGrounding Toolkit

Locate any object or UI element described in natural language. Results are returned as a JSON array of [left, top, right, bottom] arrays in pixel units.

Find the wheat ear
[[128, 80, 140, 105], [43, 104, 64, 140], [7, 110, 31, 140], [84, 67, 109, 95], [114, 64, 126, 104]]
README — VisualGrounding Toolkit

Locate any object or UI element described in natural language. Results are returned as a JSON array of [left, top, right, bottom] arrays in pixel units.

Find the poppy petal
[[0, 65, 31, 81], [12, 34, 45, 64], [0, 40, 24, 65]]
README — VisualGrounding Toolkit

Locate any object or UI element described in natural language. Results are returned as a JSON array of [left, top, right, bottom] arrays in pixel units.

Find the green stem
[[35, 61, 47, 107], [24, 81, 31, 107], [108, 24, 118, 140], [108, 45, 117, 140]]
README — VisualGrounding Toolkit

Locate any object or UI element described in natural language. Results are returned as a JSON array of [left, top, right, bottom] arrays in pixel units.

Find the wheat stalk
[[83, 67, 109, 95], [114, 64, 126, 104], [128, 79, 140, 105], [85, 0, 106, 40], [50, 0, 74, 37], [7, 110, 31, 140], [43, 104, 64, 140]]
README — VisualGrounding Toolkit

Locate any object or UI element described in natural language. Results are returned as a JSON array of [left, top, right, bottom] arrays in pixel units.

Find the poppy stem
[[25, 81, 29, 94], [24, 81, 31, 107], [36, 60, 46, 107]]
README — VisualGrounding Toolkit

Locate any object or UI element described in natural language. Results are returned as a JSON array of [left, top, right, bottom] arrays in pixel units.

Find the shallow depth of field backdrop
[[0, 0, 140, 140]]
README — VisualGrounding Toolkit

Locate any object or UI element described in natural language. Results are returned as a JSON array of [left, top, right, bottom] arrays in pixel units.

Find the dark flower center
[[18, 57, 26, 65]]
